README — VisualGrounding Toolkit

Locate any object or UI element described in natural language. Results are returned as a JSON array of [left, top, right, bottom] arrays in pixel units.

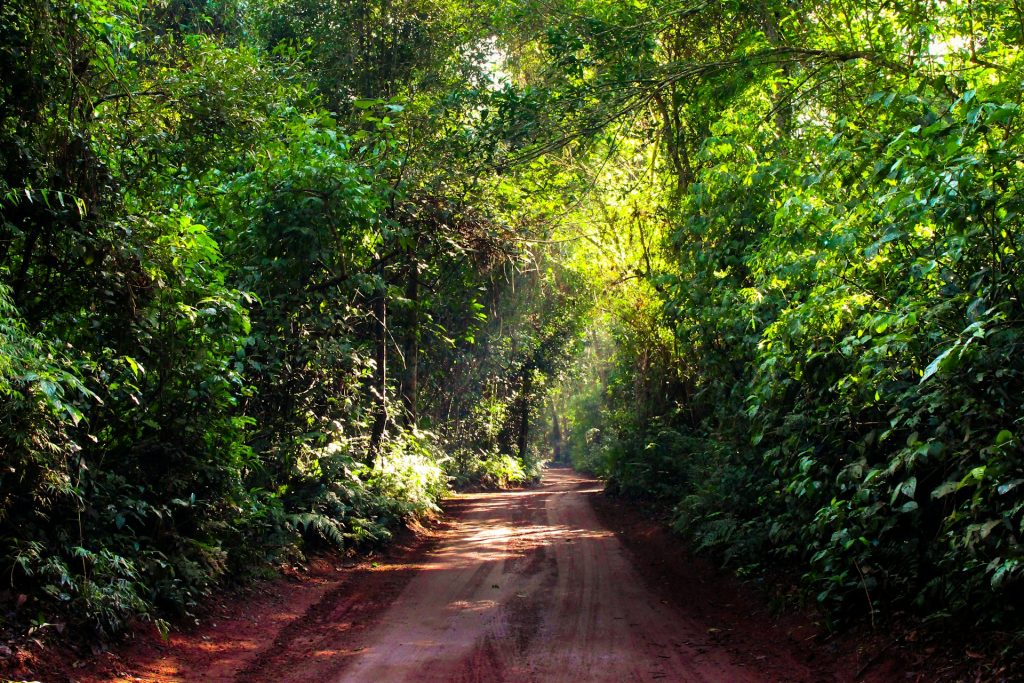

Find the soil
[[15, 468, 998, 682]]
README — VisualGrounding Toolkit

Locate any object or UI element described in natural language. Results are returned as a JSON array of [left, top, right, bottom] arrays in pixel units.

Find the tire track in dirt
[[59, 468, 870, 683], [326, 469, 804, 682]]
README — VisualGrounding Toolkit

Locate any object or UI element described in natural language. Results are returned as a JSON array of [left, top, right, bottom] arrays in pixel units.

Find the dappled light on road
[[333, 468, 763, 683]]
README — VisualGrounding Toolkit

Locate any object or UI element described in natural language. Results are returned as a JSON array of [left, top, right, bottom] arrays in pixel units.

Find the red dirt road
[[336, 467, 780, 682], [43, 468, 918, 682]]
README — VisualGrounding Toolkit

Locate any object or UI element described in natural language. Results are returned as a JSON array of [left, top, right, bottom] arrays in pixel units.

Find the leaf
[[961, 466, 986, 486], [921, 120, 950, 137], [990, 559, 1019, 589], [124, 356, 144, 377], [988, 102, 1018, 124], [865, 231, 903, 258], [996, 479, 1023, 496], [39, 380, 59, 400], [920, 345, 956, 383], [978, 519, 1002, 540]]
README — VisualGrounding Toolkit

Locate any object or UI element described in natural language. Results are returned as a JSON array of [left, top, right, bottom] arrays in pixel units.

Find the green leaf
[[921, 345, 957, 383], [996, 479, 1023, 496], [988, 102, 1018, 124], [961, 466, 986, 486], [124, 356, 144, 377], [977, 519, 1002, 540]]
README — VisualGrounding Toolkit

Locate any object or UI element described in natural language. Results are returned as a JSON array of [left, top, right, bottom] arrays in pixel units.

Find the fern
[[285, 512, 346, 549]]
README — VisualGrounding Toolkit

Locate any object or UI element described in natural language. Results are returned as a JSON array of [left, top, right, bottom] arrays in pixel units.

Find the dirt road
[[55, 468, 911, 683], [332, 467, 788, 682]]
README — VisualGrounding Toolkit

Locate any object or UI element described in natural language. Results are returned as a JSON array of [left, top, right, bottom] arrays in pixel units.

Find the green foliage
[[11, 0, 1021, 653], [448, 448, 529, 489], [546, 0, 1024, 641], [0, 0, 581, 642]]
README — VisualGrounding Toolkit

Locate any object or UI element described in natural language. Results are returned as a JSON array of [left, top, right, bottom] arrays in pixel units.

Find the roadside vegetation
[[0, 0, 586, 640], [550, 0, 1024, 656], [1, 0, 1021, 667]]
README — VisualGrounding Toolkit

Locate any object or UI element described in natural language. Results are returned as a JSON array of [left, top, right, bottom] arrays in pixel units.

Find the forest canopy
[[1, 0, 1022, 649]]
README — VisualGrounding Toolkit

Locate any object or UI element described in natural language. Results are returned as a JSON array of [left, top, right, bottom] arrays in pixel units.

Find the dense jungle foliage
[[546, 0, 1024, 646], [0, 0, 587, 638], [1, 0, 1022, 653]]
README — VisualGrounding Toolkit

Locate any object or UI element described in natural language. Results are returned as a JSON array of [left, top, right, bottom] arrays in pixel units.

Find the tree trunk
[[400, 257, 419, 423], [760, 9, 794, 136], [653, 90, 692, 201], [369, 268, 388, 456], [550, 404, 563, 463], [517, 365, 532, 461]]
